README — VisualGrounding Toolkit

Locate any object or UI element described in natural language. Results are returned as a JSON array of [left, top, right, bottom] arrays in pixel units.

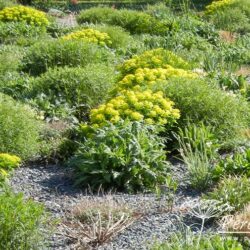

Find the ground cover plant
[[1, 0, 250, 249]]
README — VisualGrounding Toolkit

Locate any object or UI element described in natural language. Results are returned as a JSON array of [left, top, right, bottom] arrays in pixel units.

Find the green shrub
[[151, 233, 243, 250], [215, 72, 248, 95], [134, 34, 166, 50], [77, 7, 173, 35], [69, 121, 169, 192], [205, 0, 250, 33], [0, 189, 50, 249], [0, 93, 42, 159], [0, 71, 32, 101], [146, 3, 174, 20], [27, 64, 116, 119], [0, 0, 16, 10], [0, 21, 48, 45], [213, 148, 250, 180], [203, 175, 250, 211], [79, 24, 141, 55], [20, 39, 115, 76], [0, 45, 23, 77], [158, 77, 250, 142]]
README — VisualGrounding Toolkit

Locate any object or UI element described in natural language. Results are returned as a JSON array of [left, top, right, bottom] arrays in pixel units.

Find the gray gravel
[[9, 164, 202, 250]]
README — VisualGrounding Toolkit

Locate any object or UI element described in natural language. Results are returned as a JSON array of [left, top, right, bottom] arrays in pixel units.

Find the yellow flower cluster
[[118, 48, 190, 77], [90, 89, 180, 127], [205, 0, 235, 14], [0, 153, 21, 169], [62, 28, 112, 47], [0, 6, 49, 27], [0, 153, 21, 181], [115, 66, 198, 92]]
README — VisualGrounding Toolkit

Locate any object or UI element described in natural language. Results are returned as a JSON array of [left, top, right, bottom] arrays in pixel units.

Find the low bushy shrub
[[203, 175, 250, 211], [77, 7, 173, 36], [205, 0, 235, 15], [118, 48, 191, 78], [159, 77, 250, 142], [0, 93, 42, 159], [0, 45, 23, 77], [0, 71, 32, 101], [28, 64, 116, 119], [21, 39, 115, 76], [69, 121, 169, 192], [89, 89, 180, 128], [62, 28, 112, 47], [205, 0, 250, 33], [76, 24, 142, 55], [0, 5, 49, 27], [0, 189, 50, 249], [0, 0, 16, 10]]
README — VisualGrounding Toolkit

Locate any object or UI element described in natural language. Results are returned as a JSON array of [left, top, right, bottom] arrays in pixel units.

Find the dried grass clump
[[221, 203, 250, 236], [63, 194, 141, 248]]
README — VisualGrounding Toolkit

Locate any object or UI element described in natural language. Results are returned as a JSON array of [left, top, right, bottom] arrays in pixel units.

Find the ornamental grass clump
[[118, 48, 191, 78], [89, 89, 180, 128], [62, 28, 112, 47], [0, 5, 49, 27]]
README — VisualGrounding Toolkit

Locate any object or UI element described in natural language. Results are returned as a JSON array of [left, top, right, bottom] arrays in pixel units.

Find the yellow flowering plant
[[0, 153, 21, 184], [0, 6, 49, 27], [118, 48, 191, 78], [114, 66, 198, 93], [62, 28, 112, 47], [0, 169, 8, 184], [0, 153, 21, 171], [89, 89, 180, 128], [205, 0, 235, 15]]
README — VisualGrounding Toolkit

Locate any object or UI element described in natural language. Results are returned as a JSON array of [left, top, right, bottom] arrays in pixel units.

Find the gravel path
[[56, 14, 78, 28], [10, 164, 202, 250]]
